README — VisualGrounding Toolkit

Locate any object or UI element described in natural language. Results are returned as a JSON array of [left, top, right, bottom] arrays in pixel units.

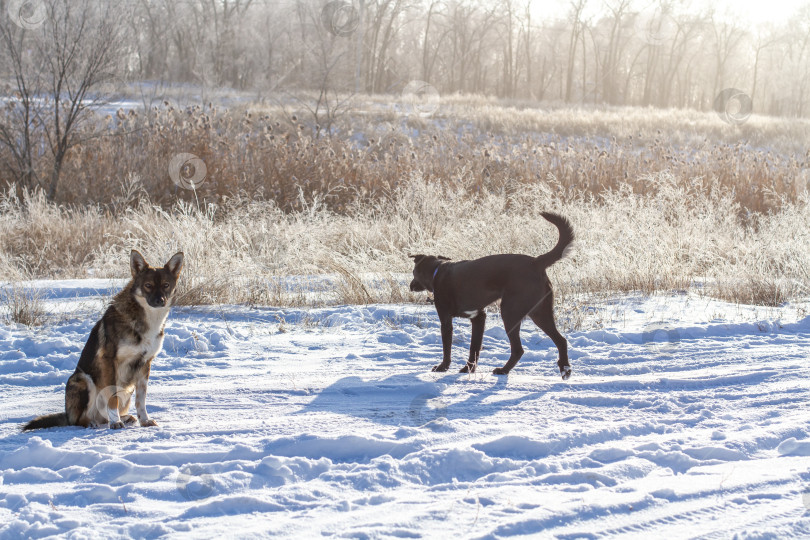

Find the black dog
[[409, 212, 574, 379]]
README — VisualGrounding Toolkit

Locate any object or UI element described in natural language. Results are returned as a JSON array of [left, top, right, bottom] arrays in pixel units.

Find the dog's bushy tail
[[22, 412, 68, 431], [535, 212, 574, 268]]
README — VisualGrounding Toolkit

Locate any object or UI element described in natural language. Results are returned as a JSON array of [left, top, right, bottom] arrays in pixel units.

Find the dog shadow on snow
[[297, 372, 548, 428]]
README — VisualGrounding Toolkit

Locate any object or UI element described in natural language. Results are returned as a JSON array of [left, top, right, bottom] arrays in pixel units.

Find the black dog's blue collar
[[431, 266, 439, 291]]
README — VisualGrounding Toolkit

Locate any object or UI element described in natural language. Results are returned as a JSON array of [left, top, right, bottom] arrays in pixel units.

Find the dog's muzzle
[[410, 279, 426, 292]]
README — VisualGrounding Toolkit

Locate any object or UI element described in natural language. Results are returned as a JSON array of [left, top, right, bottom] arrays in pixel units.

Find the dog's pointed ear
[[409, 254, 426, 264], [130, 250, 148, 278], [438, 255, 451, 261], [165, 252, 184, 278]]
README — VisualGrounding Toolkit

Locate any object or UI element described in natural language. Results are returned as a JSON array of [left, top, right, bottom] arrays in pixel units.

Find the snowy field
[[1, 280, 810, 538]]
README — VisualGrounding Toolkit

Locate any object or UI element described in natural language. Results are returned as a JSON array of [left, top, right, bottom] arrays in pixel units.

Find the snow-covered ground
[[1, 280, 809, 538]]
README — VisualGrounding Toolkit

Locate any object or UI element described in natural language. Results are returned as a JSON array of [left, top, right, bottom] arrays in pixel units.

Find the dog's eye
[[162, 283, 170, 290], [143, 283, 153, 291]]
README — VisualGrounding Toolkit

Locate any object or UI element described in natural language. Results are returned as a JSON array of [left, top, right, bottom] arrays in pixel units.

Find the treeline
[[5, 0, 807, 114], [1, 1, 809, 115]]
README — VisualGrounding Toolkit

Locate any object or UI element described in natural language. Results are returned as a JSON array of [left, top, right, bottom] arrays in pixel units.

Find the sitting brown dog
[[409, 212, 574, 379]]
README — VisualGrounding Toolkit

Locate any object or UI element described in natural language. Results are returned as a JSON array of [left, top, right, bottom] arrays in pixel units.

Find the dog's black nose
[[153, 297, 166, 307]]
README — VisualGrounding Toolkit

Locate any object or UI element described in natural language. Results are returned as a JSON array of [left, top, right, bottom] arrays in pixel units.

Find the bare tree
[[750, 27, 781, 108], [282, 1, 356, 138], [565, 0, 588, 102], [420, 0, 446, 84], [779, 5, 810, 116], [363, 0, 410, 93], [708, 13, 746, 108], [594, 0, 630, 105], [0, 0, 127, 201]]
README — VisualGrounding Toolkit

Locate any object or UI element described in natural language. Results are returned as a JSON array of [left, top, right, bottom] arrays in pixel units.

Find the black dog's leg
[[530, 308, 571, 380], [460, 312, 486, 373], [493, 311, 524, 375], [432, 315, 454, 372]]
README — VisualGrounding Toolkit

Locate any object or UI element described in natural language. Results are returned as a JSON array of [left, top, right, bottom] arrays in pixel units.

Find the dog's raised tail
[[535, 212, 574, 268], [22, 412, 68, 431]]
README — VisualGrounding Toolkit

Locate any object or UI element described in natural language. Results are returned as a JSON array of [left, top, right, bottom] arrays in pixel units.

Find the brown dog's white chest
[[117, 302, 170, 368], [116, 329, 164, 365]]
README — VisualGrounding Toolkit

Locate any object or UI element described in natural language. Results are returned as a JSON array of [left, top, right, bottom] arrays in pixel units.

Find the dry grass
[[1, 170, 808, 316], [1, 96, 808, 215], [0, 283, 46, 327]]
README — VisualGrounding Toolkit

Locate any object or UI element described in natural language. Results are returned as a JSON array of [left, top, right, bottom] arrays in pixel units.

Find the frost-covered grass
[[2, 172, 809, 316], [0, 285, 45, 327], [1, 282, 809, 537]]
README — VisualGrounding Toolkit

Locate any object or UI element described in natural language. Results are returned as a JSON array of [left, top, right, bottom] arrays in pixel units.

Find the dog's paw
[[560, 365, 572, 380], [121, 415, 137, 425], [492, 367, 510, 375], [140, 419, 158, 427], [109, 421, 125, 430], [459, 364, 477, 374], [431, 364, 449, 372]]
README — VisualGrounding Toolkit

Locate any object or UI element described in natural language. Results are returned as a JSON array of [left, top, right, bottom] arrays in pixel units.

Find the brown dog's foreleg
[[461, 312, 485, 373], [96, 351, 126, 429], [432, 316, 454, 372], [136, 360, 158, 427], [106, 393, 124, 429]]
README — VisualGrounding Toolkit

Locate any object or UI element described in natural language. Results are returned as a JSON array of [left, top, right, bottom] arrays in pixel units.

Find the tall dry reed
[[2, 171, 807, 321]]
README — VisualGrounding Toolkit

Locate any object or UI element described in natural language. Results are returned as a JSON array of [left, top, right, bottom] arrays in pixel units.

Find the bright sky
[[533, 0, 808, 27], [713, 0, 807, 24]]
